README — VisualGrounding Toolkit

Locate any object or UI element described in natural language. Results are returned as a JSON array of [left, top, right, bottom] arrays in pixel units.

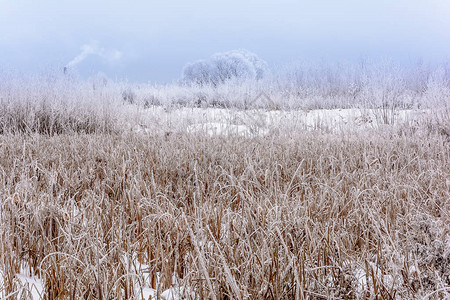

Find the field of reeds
[[0, 64, 449, 299]]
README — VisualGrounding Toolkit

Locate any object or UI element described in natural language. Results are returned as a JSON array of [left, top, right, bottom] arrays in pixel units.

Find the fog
[[1, 0, 449, 83]]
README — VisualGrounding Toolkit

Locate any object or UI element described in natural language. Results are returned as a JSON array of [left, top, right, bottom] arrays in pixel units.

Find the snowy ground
[[126, 106, 431, 137], [2, 263, 193, 300], [0, 265, 44, 299]]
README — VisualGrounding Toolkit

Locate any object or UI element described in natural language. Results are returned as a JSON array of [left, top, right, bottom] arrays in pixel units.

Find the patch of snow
[[354, 268, 367, 294], [133, 106, 431, 137], [161, 286, 196, 300], [187, 122, 268, 137], [139, 287, 157, 299], [129, 256, 197, 300], [16, 266, 44, 300], [354, 262, 395, 297]]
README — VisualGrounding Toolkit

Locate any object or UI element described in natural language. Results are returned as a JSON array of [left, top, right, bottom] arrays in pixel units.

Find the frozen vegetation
[[0, 59, 449, 299], [182, 50, 269, 87]]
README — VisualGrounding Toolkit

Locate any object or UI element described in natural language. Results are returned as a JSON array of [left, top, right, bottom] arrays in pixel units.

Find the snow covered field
[[127, 106, 432, 137]]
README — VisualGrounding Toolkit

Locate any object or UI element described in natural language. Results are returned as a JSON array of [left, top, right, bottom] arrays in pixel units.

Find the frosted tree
[[182, 59, 214, 86], [182, 49, 269, 86], [230, 49, 268, 80]]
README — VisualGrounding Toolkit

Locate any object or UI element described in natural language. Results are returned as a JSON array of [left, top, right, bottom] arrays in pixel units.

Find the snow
[[16, 273, 44, 299], [127, 106, 430, 137], [125, 255, 197, 300], [140, 287, 157, 299], [137, 286, 196, 300], [354, 268, 367, 294], [187, 122, 268, 137], [0, 265, 43, 299], [1, 260, 193, 300], [161, 286, 196, 300], [353, 262, 395, 297]]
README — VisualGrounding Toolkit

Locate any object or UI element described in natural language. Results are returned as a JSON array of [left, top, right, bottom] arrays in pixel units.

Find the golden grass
[[0, 127, 449, 299]]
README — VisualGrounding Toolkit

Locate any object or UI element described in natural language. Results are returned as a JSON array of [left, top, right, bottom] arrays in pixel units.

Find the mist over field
[[1, 0, 450, 82], [1, 1, 450, 299]]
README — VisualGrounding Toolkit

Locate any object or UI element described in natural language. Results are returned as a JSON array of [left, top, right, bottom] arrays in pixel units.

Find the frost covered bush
[[122, 88, 136, 104], [0, 71, 121, 135], [182, 49, 269, 86]]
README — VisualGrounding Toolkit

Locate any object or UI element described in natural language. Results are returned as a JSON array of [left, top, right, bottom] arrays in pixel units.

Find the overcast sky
[[1, 0, 449, 83]]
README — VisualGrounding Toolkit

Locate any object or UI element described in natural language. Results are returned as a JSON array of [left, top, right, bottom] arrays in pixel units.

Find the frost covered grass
[[0, 64, 449, 299], [0, 70, 127, 135], [1, 59, 450, 136], [127, 59, 450, 111], [1, 125, 449, 299]]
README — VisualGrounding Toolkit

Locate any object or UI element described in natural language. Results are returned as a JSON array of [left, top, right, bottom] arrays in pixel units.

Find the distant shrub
[[182, 49, 269, 86], [122, 88, 136, 104]]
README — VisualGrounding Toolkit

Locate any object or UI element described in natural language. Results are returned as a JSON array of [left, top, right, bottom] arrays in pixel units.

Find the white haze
[[1, 0, 450, 82]]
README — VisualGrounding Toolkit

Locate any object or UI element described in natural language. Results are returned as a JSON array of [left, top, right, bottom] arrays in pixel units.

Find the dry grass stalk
[[0, 123, 449, 299]]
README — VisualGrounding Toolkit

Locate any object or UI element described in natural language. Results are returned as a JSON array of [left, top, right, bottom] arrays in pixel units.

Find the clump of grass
[[1, 125, 449, 299], [0, 71, 121, 135], [0, 100, 116, 135]]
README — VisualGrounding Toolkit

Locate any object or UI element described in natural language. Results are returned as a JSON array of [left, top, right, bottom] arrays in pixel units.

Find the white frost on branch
[[182, 49, 269, 86]]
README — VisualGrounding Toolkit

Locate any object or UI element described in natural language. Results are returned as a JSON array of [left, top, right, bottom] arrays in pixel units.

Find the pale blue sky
[[1, 0, 449, 83]]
